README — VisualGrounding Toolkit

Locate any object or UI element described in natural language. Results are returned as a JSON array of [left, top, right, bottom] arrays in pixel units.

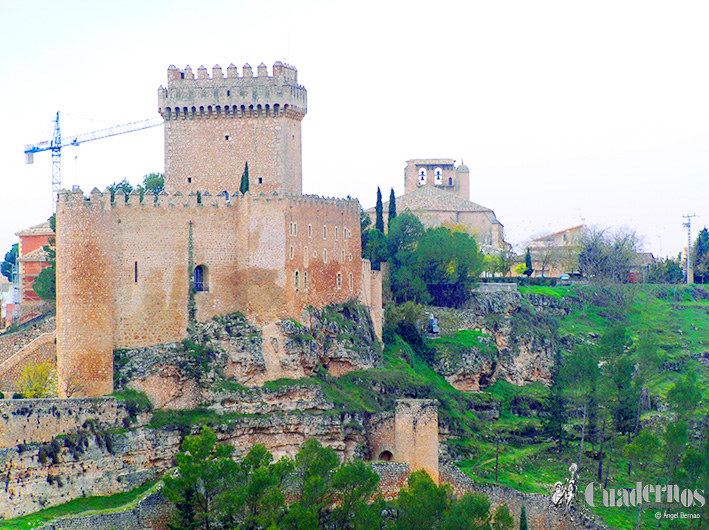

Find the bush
[[12, 392, 23, 399]]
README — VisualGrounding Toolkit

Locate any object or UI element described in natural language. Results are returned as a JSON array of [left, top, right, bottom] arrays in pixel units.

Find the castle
[[55, 62, 382, 398]]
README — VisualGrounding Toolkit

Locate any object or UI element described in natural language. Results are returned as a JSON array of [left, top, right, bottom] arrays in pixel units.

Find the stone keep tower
[[158, 62, 307, 196], [395, 399, 439, 484]]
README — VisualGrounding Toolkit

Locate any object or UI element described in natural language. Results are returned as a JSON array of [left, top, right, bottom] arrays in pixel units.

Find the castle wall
[[56, 190, 116, 398], [359, 260, 383, 339], [56, 189, 365, 396], [0, 397, 129, 448], [0, 315, 55, 365], [367, 412, 396, 461], [283, 197, 363, 321]]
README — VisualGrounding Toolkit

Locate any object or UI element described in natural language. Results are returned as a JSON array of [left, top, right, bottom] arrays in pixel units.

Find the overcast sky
[[1, 0, 707, 261]]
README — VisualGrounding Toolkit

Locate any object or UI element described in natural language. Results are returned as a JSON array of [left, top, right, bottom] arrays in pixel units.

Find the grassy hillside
[[6, 285, 709, 529]]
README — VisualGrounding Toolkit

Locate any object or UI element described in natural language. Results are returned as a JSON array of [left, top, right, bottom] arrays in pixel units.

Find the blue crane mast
[[24, 112, 164, 211]]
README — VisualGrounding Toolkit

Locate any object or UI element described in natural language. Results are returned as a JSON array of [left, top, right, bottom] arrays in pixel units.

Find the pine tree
[[523, 248, 533, 277], [240, 162, 250, 194], [375, 187, 384, 233], [388, 188, 397, 226]]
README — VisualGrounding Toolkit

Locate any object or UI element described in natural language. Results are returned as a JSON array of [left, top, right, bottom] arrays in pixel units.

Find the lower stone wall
[[0, 331, 56, 394], [440, 463, 610, 530], [0, 427, 180, 520], [0, 397, 133, 448], [371, 462, 410, 501], [37, 488, 173, 530], [0, 314, 56, 364]]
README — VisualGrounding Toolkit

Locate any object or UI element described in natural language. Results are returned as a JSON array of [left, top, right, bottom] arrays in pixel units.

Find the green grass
[[0, 480, 159, 529], [518, 285, 575, 298]]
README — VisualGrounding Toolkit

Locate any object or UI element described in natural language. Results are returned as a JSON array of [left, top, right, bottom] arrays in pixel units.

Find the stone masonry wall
[[0, 397, 129, 448], [0, 315, 56, 365], [440, 463, 610, 530], [56, 188, 367, 397], [159, 62, 306, 197], [394, 399, 439, 484], [0, 331, 56, 394], [37, 488, 173, 530]]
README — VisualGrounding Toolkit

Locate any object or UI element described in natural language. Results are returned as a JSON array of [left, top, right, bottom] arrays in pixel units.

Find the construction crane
[[24, 112, 164, 211]]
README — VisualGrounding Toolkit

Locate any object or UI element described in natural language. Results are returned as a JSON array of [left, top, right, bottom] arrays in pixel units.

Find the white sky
[[1, 0, 708, 260]]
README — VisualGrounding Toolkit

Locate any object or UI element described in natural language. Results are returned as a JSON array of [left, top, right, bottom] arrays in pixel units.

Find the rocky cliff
[[432, 291, 568, 391], [115, 302, 382, 410]]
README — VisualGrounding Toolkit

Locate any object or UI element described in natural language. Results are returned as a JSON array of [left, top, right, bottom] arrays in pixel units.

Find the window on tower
[[418, 168, 426, 186]]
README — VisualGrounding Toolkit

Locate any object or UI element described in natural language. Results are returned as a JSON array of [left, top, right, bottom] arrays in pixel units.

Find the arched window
[[323, 249, 328, 263], [194, 265, 208, 292], [336, 272, 342, 290], [304, 271, 309, 292], [448, 177, 453, 186], [418, 168, 426, 186], [434, 167, 443, 185], [295, 270, 300, 290], [349, 272, 353, 292]]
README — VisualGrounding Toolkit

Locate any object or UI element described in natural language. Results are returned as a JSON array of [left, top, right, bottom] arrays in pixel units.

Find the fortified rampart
[[56, 188, 368, 397], [159, 62, 306, 196]]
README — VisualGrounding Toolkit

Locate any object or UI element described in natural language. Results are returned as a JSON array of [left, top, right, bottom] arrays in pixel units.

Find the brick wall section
[[0, 397, 130, 448], [0, 331, 55, 394], [0, 315, 56, 365], [159, 62, 305, 197], [394, 399, 439, 484], [367, 412, 395, 461]]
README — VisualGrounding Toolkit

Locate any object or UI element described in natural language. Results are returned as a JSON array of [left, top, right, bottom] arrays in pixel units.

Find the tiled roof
[[18, 246, 51, 262], [15, 220, 54, 237], [529, 224, 585, 243], [367, 185, 495, 215]]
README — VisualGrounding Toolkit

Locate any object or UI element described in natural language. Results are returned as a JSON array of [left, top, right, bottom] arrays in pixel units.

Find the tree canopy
[[240, 162, 250, 194], [1, 243, 18, 281], [694, 227, 709, 284]]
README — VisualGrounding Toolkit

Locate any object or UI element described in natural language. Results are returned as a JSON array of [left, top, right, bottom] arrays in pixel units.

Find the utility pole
[[683, 214, 696, 285]]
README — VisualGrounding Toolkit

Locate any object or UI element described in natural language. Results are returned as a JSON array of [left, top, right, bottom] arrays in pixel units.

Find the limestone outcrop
[[116, 304, 382, 410], [432, 291, 568, 391]]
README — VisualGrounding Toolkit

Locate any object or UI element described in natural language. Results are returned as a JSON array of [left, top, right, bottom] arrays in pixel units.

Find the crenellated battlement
[[158, 61, 306, 121], [57, 188, 360, 214]]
